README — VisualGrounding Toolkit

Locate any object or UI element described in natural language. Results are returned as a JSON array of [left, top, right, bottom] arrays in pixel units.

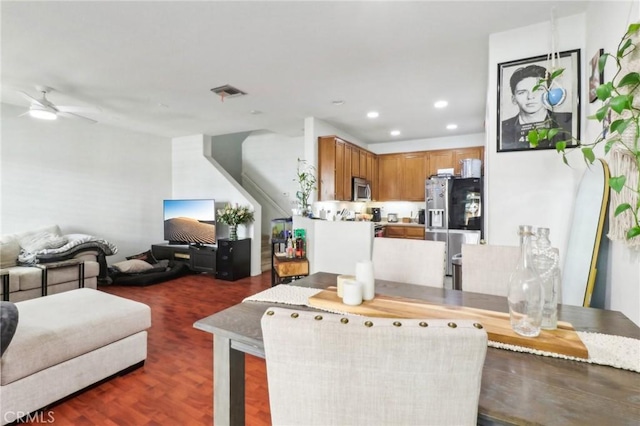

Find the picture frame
[[589, 48, 604, 103], [497, 49, 581, 153]]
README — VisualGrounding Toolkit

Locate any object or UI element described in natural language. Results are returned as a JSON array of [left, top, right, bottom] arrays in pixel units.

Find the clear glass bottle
[[508, 225, 544, 337], [532, 228, 560, 330]]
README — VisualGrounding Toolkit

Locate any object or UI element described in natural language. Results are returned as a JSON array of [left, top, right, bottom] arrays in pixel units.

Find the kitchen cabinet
[[402, 153, 428, 201], [427, 147, 484, 177], [378, 152, 428, 201], [377, 154, 402, 200], [452, 147, 484, 175], [318, 136, 377, 201], [383, 225, 425, 240], [350, 146, 360, 178]]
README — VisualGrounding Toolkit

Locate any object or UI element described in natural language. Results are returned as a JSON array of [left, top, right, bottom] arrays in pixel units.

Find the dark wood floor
[[21, 272, 273, 425]]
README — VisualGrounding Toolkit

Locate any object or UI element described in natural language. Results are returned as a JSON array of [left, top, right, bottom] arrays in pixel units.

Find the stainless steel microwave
[[352, 177, 371, 201]]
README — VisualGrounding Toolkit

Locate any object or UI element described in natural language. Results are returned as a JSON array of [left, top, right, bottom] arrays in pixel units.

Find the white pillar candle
[[336, 274, 356, 298], [356, 260, 375, 301], [342, 279, 363, 306]]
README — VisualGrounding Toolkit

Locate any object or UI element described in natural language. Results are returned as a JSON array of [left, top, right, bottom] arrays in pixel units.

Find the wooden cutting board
[[308, 288, 588, 359]]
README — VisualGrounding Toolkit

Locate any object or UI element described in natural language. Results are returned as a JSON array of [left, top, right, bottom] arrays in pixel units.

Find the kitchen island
[[292, 216, 374, 275]]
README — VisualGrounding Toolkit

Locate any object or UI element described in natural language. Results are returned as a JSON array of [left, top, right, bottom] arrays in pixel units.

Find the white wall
[[585, 0, 639, 325], [242, 130, 304, 231], [0, 103, 171, 261], [489, 7, 640, 325], [368, 132, 485, 154], [171, 134, 262, 276]]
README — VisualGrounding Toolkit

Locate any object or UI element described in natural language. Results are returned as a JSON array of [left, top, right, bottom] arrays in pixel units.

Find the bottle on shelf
[[532, 227, 560, 330], [286, 231, 294, 259], [508, 225, 544, 337]]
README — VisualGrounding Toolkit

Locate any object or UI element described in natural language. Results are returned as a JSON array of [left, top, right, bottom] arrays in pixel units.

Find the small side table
[[34, 259, 85, 296], [272, 255, 309, 286], [1, 269, 10, 301]]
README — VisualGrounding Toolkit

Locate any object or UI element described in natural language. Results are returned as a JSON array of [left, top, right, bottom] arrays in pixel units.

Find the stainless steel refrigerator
[[425, 176, 483, 275]]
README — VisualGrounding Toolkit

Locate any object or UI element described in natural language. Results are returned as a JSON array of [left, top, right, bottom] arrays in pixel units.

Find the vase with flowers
[[217, 203, 255, 241]]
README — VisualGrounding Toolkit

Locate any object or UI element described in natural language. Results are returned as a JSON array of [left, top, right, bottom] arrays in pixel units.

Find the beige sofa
[[0, 225, 113, 302], [0, 288, 151, 424]]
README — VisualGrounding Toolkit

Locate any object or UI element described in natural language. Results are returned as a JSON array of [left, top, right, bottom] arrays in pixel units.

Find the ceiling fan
[[19, 86, 99, 123]]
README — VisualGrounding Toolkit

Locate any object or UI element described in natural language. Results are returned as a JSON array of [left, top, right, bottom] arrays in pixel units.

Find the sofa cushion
[[0, 241, 20, 269], [0, 288, 151, 385], [11, 261, 100, 292]]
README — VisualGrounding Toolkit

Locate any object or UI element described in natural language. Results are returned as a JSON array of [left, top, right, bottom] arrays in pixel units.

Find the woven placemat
[[244, 285, 639, 373]]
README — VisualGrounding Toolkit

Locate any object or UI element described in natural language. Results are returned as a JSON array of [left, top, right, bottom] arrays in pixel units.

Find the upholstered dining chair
[[461, 243, 520, 296], [372, 238, 446, 287], [261, 306, 488, 426]]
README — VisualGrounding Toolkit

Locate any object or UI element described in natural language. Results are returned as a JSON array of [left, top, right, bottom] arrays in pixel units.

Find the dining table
[[193, 272, 640, 425]]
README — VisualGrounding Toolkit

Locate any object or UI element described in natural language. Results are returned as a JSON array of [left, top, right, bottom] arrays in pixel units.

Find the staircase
[[261, 235, 271, 272]]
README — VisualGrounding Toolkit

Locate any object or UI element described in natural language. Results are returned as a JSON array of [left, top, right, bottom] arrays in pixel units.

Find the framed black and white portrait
[[497, 49, 581, 153]]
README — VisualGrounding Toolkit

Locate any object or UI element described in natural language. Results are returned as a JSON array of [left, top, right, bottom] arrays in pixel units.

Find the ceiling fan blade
[[56, 105, 102, 113], [58, 111, 98, 124], [18, 91, 46, 107]]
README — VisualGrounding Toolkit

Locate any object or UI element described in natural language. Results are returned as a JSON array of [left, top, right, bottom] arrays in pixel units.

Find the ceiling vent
[[210, 84, 247, 100]]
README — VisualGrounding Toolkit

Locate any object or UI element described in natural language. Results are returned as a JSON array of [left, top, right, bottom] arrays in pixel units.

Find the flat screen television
[[163, 199, 216, 245]]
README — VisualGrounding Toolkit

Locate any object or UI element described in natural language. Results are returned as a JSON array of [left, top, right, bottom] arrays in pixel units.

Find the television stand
[[151, 243, 216, 273]]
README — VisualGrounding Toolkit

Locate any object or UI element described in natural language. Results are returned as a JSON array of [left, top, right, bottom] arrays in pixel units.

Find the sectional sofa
[[0, 225, 116, 302]]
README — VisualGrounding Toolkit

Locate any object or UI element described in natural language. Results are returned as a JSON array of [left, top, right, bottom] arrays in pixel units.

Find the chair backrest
[[461, 243, 520, 296], [372, 237, 446, 287], [262, 306, 488, 426]]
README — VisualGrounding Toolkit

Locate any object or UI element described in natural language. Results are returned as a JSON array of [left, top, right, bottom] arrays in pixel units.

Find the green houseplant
[[217, 203, 255, 241], [529, 23, 640, 243], [294, 158, 317, 216]]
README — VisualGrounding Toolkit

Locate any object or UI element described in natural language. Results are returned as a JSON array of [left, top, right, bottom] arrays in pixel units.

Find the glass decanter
[[508, 225, 544, 337], [532, 228, 560, 330]]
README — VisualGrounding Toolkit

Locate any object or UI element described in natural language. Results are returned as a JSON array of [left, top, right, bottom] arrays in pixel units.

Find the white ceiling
[[1, 1, 590, 144]]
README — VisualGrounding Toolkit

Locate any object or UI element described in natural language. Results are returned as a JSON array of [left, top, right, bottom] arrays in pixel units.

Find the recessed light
[[331, 100, 345, 106], [446, 124, 458, 130], [434, 100, 448, 109], [367, 111, 379, 119], [390, 130, 401, 136], [250, 110, 262, 115]]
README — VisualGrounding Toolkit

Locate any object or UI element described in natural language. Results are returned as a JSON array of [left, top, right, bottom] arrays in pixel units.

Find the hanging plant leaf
[[555, 140, 567, 152], [609, 95, 631, 114], [618, 38, 633, 58], [626, 227, 640, 240], [596, 82, 613, 101], [610, 118, 631, 135], [614, 203, 632, 216], [548, 128, 559, 140], [618, 72, 640, 87], [609, 175, 626, 193], [595, 104, 609, 121], [581, 147, 595, 164], [527, 130, 539, 147]]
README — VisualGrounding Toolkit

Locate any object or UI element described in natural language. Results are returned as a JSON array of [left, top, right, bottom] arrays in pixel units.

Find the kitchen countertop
[[373, 221, 424, 227]]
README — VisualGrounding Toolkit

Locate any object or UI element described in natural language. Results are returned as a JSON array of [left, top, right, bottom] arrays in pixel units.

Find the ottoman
[[0, 288, 151, 424]]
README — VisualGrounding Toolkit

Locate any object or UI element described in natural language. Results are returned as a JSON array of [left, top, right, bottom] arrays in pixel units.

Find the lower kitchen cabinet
[[216, 238, 251, 281], [384, 226, 425, 240]]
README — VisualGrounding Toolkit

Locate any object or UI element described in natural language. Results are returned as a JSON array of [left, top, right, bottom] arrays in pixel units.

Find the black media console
[[151, 243, 216, 274]]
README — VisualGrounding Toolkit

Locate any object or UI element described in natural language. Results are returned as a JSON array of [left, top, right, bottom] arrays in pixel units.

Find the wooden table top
[[195, 272, 640, 425]]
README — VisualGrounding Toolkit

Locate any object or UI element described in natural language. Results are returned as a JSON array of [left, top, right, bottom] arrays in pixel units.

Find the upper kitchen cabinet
[[402, 153, 428, 201], [426, 147, 484, 177], [452, 147, 484, 176], [378, 152, 427, 201], [318, 136, 378, 201]]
